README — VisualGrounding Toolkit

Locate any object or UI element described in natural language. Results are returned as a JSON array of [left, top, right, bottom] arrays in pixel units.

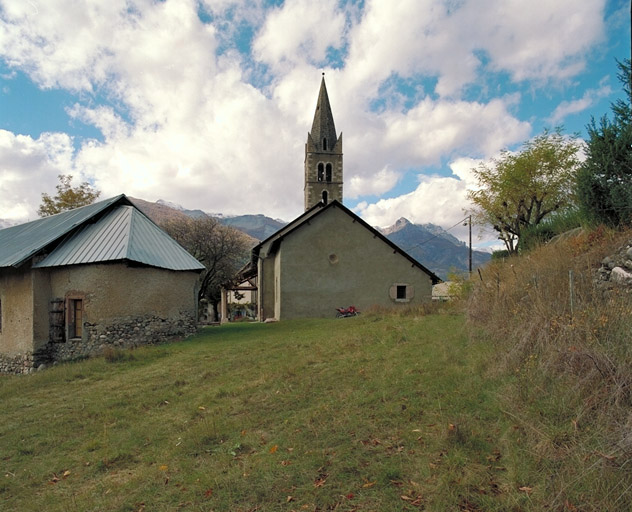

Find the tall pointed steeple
[[310, 76, 338, 152], [304, 74, 343, 210]]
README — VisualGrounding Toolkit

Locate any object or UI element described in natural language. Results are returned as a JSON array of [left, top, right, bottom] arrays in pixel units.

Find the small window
[[325, 163, 332, 182], [317, 163, 324, 181], [323, 138, 327, 150], [67, 298, 83, 339], [322, 190, 328, 204], [390, 283, 414, 302]]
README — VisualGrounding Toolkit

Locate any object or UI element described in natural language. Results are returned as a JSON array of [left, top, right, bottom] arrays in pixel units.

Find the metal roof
[[0, 195, 128, 268], [0, 195, 204, 272]]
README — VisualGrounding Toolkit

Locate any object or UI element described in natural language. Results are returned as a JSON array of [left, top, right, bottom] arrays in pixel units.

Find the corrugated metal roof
[[34, 205, 204, 271], [0, 195, 127, 268], [0, 195, 204, 272]]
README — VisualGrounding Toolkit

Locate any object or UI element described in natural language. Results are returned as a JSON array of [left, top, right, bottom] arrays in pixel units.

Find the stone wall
[[45, 311, 197, 362], [0, 352, 36, 375], [0, 311, 197, 374]]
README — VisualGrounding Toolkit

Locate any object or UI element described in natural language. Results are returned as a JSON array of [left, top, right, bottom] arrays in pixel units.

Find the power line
[[407, 216, 470, 250]]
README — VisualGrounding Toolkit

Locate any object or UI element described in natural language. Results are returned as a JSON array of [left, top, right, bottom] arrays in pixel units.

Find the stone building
[[231, 76, 441, 321], [304, 74, 343, 209], [0, 195, 204, 373]]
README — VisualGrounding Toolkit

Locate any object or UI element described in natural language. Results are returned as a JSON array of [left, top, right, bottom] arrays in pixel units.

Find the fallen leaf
[[62, 470, 71, 478], [159, 465, 168, 471], [362, 480, 376, 488], [198, 406, 206, 410], [345, 493, 354, 500], [314, 476, 328, 488], [286, 496, 295, 503], [204, 488, 213, 498], [281, 460, 292, 466], [519, 486, 533, 494], [269, 444, 278, 454]]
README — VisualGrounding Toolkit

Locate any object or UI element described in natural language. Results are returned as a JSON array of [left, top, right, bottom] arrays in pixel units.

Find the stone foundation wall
[[1, 312, 197, 374], [0, 352, 37, 375]]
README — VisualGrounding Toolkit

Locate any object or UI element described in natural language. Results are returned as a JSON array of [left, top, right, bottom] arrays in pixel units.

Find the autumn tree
[[468, 129, 582, 254], [161, 216, 251, 318], [38, 174, 101, 217], [576, 59, 632, 226]]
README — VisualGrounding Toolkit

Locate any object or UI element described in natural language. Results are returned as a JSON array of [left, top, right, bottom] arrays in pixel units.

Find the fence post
[[569, 269, 575, 321]]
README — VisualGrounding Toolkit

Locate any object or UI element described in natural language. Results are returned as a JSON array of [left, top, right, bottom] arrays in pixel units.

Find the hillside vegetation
[[467, 225, 632, 510]]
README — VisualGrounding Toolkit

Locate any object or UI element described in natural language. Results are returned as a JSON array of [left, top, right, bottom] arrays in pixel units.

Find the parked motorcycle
[[336, 305, 360, 318]]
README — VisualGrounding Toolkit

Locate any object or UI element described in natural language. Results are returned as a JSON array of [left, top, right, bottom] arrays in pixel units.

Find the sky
[[0, 0, 630, 247]]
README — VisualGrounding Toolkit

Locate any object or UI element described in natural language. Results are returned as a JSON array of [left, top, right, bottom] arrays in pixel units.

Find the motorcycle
[[336, 305, 360, 318]]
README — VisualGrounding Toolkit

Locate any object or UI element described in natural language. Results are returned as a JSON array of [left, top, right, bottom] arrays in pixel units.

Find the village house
[[222, 76, 441, 321], [0, 194, 204, 373]]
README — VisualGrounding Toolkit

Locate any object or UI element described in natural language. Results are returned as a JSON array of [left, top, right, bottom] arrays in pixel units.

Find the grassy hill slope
[[2, 313, 540, 512]]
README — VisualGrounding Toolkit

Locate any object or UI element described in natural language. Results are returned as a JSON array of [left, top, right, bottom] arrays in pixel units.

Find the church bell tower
[[304, 74, 343, 210]]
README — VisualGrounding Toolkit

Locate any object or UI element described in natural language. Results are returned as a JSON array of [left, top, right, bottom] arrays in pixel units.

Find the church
[[225, 76, 440, 321]]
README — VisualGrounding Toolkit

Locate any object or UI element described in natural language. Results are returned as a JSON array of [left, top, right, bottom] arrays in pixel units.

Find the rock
[[611, 266, 632, 285], [627, 247, 632, 260], [37, 364, 46, 371], [602, 256, 615, 269]]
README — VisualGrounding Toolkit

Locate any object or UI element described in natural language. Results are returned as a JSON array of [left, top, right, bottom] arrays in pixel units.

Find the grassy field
[[0, 312, 546, 511]]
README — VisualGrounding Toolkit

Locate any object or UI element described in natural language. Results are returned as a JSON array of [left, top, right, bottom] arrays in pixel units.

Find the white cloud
[[548, 82, 613, 124], [0, 130, 77, 220], [347, 166, 400, 198], [0, 0, 612, 230], [253, 0, 346, 71]]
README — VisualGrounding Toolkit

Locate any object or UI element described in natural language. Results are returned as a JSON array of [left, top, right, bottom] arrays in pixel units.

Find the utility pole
[[468, 215, 472, 274], [463, 215, 472, 274]]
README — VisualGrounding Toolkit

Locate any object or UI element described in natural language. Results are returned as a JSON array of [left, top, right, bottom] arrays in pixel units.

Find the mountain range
[[0, 198, 489, 279], [130, 198, 490, 280]]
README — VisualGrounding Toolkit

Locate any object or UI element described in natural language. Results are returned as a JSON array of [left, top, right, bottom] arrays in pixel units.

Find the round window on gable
[[328, 253, 339, 265]]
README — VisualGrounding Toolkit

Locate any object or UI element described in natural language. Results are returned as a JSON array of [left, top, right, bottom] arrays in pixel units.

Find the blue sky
[[0, 0, 630, 247]]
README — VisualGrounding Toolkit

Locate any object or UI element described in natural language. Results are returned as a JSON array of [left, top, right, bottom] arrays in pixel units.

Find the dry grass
[[467, 225, 632, 510]]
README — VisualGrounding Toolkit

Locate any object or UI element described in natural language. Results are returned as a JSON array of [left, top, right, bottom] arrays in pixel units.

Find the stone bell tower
[[304, 74, 343, 210]]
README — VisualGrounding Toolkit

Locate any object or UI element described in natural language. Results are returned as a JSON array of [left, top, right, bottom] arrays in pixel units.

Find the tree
[[38, 174, 101, 217], [161, 216, 250, 318], [576, 59, 632, 226], [468, 129, 582, 254]]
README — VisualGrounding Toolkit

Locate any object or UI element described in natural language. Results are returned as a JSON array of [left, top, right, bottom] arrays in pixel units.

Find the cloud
[[548, 82, 613, 124], [0, 130, 77, 221], [253, 0, 346, 71], [0, 0, 612, 230]]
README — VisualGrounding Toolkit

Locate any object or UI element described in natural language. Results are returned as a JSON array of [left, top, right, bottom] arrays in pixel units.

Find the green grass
[[1, 314, 553, 511]]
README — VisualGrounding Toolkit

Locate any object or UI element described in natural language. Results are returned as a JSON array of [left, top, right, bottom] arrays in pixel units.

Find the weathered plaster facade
[[0, 262, 199, 373], [256, 203, 436, 320]]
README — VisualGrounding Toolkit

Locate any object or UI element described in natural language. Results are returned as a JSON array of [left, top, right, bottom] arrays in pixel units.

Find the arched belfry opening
[[304, 74, 343, 210]]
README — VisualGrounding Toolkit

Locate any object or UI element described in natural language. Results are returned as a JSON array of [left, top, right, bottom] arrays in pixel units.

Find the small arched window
[[317, 163, 324, 181], [322, 190, 328, 204], [323, 138, 327, 151], [325, 163, 332, 182]]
